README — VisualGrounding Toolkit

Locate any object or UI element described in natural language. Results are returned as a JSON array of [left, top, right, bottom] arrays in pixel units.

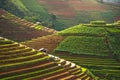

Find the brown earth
[[37, 0, 76, 18], [0, 9, 55, 42], [67, 0, 108, 11], [37, 0, 110, 18], [22, 35, 65, 53]]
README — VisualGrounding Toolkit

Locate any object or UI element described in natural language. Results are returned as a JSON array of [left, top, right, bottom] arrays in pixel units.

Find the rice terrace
[[0, 0, 120, 80]]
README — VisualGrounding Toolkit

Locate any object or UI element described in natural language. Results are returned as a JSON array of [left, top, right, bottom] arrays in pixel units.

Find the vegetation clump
[[90, 21, 106, 26]]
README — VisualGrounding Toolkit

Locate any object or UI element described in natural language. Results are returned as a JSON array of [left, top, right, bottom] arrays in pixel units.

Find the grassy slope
[[55, 36, 109, 57], [58, 24, 107, 36], [53, 22, 120, 79], [10, 0, 28, 12], [20, 0, 46, 13], [52, 53, 120, 80], [106, 27, 120, 61]]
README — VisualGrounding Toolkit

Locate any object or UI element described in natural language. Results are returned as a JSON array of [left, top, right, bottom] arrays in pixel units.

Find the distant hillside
[[0, 0, 120, 30], [23, 21, 120, 79], [0, 0, 64, 30], [38, 0, 120, 29], [0, 9, 57, 42]]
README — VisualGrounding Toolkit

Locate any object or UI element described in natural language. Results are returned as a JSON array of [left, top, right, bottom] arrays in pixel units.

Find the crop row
[[0, 49, 37, 60], [0, 52, 44, 65], [91, 69, 120, 79], [53, 53, 120, 79], [0, 56, 50, 72], [0, 62, 57, 79]]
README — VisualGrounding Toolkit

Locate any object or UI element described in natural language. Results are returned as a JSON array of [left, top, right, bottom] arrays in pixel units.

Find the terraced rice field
[[53, 53, 120, 80], [0, 37, 94, 80], [22, 21, 120, 79], [0, 9, 57, 42], [55, 36, 110, 57], [58, 24, 107, 36]]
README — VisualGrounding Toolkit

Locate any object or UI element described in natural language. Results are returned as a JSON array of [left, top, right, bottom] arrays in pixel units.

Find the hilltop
[[0, 36, 95, 80], [23, 21, 120, 79]]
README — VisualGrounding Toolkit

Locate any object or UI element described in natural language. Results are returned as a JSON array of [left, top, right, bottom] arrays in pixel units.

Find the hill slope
[[38, 0, 120, 29], [0, 9, 57, 42], [23, 21, 120, 79], [0, 0, 63, 30], [0, 36, 95, 80], [22, 35, 65, 53], [1, 0, 120, 30], [55, 21, 120, 59]]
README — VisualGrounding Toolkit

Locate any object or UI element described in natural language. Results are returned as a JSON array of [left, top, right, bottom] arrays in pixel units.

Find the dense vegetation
[[58, 24, 107, 36], [52, 21, 120, 79], [55, 36, 109, 57]]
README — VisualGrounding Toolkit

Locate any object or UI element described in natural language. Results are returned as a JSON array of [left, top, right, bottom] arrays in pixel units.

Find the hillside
[[0, 0, 64, 30], [55, 21, 120, 59], [33, 0, 120, 29], [0, 9, 57, 42], [0, 36, 95, 80], [23, 21, 120, 79], [0, 0, 120, 30]]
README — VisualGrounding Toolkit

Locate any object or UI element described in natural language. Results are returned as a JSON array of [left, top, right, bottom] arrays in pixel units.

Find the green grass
[[91, 69, 120, 79], [20, 0, 52, 22], [10, 0, 28, 12], [20, 0, 46, 13], [108, 34, 120, 61], [55, 36, 109, 57], [106, 27, 120, 33], [58, 25, 107, 36], [34, 25, 44, 30]]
